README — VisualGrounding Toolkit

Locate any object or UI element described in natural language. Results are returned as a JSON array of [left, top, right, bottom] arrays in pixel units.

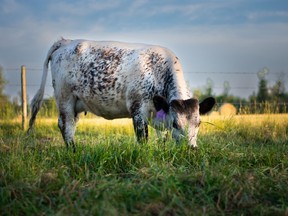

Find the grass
[[0, 114, 288, 215]]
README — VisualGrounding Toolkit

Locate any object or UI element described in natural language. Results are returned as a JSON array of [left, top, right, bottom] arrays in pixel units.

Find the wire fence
[[1, 67, 288, 119], [3, 67, 286, 88]]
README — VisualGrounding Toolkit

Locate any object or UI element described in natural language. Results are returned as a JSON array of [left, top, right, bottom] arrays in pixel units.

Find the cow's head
[[153, 95, 215, 147]]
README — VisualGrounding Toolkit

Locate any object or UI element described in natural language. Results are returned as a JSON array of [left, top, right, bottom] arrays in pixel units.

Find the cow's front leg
[[132, 115, 148, 143], [130, 102, 148, 143]]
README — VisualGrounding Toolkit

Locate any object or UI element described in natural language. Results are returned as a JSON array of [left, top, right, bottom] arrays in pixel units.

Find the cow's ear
[[199, 97, 216, 115], [153, 95, 169, 113], [171, 98, 199, 113], [170, 99, 185, 113]]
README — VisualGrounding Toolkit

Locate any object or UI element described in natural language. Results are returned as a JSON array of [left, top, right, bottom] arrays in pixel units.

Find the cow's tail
[[28, 39, 67, 133]]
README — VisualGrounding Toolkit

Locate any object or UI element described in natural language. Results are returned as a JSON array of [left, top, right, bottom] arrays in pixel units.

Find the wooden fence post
[[21, 65, 27, 130]]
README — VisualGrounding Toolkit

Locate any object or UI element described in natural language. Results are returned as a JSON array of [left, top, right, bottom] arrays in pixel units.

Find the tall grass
[[238, 101, 287, 114], [2, 99, 288, 120], [0, 114, 288, 215]]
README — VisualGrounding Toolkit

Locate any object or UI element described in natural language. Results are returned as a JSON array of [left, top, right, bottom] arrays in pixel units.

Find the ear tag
[[156, 109, 166, 121]]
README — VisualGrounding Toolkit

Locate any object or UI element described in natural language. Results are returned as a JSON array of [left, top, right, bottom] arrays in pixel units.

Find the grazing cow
[[28, 38, 215, 151]]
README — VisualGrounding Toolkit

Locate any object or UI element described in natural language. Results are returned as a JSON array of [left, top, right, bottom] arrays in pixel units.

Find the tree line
[[193, 68, 287, 114], [0, 66, 287, 119]]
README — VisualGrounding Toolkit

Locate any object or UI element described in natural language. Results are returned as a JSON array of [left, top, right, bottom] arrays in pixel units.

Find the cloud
[[247, 11, 288, 21], [1, 0, 288, 99], [155, 2, 229, 16]]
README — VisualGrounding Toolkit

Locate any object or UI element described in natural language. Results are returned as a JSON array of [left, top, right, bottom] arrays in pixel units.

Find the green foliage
[[257, 78, 269, 102], [0, 66, 22, 119], [0, 115, 288, 215], [37, 97, 95, 118], [0, 65, 8, 100], [0, 101, 22, 119], [193, 68, 288, 114], [38, 97, 58, 117], [0, 65, 9, 104]]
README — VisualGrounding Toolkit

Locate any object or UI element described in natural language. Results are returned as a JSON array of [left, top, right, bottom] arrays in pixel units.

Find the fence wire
[[3, 68, 287, 91]]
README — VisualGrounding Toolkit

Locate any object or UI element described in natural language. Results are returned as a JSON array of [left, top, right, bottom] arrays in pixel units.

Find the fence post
[[21, 65, 27, 130]]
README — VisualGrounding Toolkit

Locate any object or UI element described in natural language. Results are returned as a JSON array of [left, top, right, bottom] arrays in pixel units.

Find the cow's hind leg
[[57, 98, 79, 152], [58, 111, 77, 152]]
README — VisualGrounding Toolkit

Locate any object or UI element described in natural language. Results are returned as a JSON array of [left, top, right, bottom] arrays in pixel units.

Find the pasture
[[0, 114, 288, 215]]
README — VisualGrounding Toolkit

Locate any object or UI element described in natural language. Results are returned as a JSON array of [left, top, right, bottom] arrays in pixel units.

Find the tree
[[270, 73, 285, 102], [0, 65, 16, 118], [256, 67, 269, 102], [223, 81, 231, 98], [192, 88, 202, 99], [257, 78, 269, 102], [205, 78, 214, 96], [0, 65, 8, 103], [41, 96, 58, 117]]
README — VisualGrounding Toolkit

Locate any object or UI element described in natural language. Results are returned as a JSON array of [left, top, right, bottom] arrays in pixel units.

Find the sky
[[1, 0, 288, 101]]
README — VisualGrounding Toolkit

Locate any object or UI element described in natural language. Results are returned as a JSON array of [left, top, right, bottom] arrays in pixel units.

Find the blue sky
[[1, 0, 288, 99]]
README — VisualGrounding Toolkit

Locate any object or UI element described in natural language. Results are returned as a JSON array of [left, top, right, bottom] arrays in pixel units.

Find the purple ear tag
[[156, 109, 166, 121]]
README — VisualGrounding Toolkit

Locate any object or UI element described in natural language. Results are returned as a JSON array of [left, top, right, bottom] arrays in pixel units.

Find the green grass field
[[1, 114, 288, 215]]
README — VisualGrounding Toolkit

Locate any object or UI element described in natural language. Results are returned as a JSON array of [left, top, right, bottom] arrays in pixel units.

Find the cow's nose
[[189, 137, 197, 148]]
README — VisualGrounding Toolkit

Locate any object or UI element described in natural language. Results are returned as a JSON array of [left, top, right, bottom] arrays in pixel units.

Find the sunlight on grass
[[0, 114, 288, 215]]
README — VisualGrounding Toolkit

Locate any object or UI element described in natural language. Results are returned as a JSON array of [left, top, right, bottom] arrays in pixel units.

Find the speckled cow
[[28, 38, 215, 152]]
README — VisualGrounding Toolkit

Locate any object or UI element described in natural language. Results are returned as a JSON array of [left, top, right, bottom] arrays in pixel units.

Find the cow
[[28, 38, 215, 152]]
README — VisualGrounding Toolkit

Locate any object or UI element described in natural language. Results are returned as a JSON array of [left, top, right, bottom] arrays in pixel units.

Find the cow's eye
[[172, 121, 179, 129]]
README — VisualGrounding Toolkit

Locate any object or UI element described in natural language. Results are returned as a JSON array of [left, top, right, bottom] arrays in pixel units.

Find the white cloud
[[117, 1, 238, 22], [1, 0, 288, 99], [156, 2, 224, 15], [247, 11, 288, 20]]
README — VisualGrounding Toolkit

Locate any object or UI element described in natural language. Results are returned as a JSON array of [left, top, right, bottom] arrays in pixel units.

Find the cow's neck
[[161, 68, 191, 103]]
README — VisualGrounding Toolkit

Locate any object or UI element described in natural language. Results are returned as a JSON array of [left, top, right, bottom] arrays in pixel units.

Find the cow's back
[[50, 39, 186, 119]]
